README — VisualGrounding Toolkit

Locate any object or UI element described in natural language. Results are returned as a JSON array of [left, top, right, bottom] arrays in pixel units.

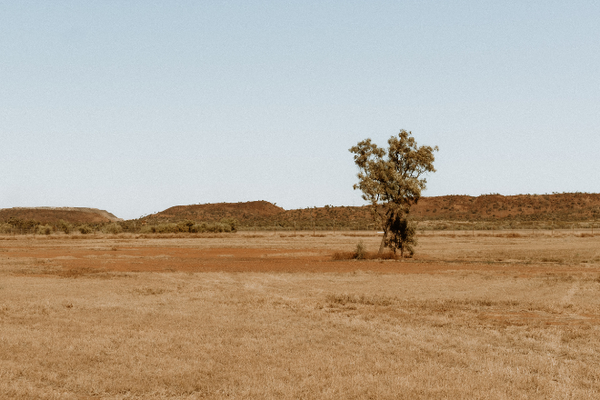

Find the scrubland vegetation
[[1, 214, 598, 237], [0, 218, 238, 236]]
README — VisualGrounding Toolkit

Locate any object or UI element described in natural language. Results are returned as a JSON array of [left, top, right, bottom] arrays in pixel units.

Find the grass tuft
[[326, 293, 395, 306]]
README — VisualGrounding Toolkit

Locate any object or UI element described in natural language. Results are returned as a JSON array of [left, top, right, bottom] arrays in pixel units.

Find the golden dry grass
[[1, 231, 600, 399]]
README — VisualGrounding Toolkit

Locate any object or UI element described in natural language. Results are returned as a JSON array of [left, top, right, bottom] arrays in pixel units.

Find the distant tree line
[[0, 218, 238, 235]]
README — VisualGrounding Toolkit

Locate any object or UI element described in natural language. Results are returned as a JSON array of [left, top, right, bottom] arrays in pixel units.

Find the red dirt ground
[[4, 237, 600, 326], [3, 245, 596, 275]]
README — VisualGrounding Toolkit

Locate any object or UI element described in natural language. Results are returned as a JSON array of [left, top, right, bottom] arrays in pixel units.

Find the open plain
[[1, 230, 600, 399]]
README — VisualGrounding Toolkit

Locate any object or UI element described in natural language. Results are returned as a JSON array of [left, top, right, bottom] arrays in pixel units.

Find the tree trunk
[[378, 230, 387, 254]]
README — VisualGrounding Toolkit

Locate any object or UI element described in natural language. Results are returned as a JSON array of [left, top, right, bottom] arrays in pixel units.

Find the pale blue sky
[[1, 1, 599, 219]]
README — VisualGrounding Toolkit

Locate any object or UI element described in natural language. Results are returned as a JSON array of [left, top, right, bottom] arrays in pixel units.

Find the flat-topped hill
[[141, 201, 284, 224], [412, 193, 600, 221], [139, 193, 600, 229], [0, 207, 123, 224]]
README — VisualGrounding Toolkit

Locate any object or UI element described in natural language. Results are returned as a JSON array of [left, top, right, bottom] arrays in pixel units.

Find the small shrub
[[57, 219, 72, 234], [0, 223, 13, 234], [140, 225, 155, 234], [155, 223, 179, 233], [6, 218, 40, 234], [177, 220, 195, 233], [220, 218, 238, 232], [36, 224, 52, 235], [354, 241, 366, 259], [78, 225, 93, 235], [102, 223, 123, 235]]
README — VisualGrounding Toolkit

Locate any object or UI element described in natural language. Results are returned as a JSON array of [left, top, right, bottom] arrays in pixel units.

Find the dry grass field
[[1, 231, 600, 399]]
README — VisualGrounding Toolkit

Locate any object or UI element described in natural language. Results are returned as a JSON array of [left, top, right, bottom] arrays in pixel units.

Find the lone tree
[[349, 130, 438, 257]]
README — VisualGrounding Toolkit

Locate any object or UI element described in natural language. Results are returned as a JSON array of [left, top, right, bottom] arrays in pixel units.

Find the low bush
[[0, 223, 13, 234], [102, 223, 123, 235], [57, 220, 72, 234], [5, 218, 40, 234], [78, 225, 93, 235], [140, 218, 238, 234], [140, 223, 179, 234], [355, 241, 366, 259], [36, 224, 52, 235]]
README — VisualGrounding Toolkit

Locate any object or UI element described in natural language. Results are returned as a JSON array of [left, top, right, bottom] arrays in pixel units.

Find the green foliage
[[113, 220, 141, 233], [102, 223, 123, 235], [385, 216, 417, 257], [36, 224, 52, 235], [0, 223, 13, 234], [177, 220, 195, 233], [220, 218, 238, 232], [6, 218, 41, 234], [57, 219, 72, 234], [78, 225, 93, 235], [140, 223, 178, 234], [354, 241, 366, 259], [350, 130, 437, 255], [350, 131, 437, 212], [139, 218, 237, 234]]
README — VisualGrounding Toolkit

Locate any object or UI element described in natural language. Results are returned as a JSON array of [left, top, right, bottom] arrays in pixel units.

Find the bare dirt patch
[[2, 231, 598, 276]]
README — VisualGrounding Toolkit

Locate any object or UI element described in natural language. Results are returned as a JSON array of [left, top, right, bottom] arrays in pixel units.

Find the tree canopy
[[350, 130, 438, 256]]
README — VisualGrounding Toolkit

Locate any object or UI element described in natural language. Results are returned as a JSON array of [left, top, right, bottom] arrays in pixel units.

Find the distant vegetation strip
[[0, 218, 237, 236], [1, 193, 599, 235]]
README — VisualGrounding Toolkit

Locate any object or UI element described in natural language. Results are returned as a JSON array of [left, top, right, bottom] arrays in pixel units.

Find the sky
[[1, 1, 599, 219]]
